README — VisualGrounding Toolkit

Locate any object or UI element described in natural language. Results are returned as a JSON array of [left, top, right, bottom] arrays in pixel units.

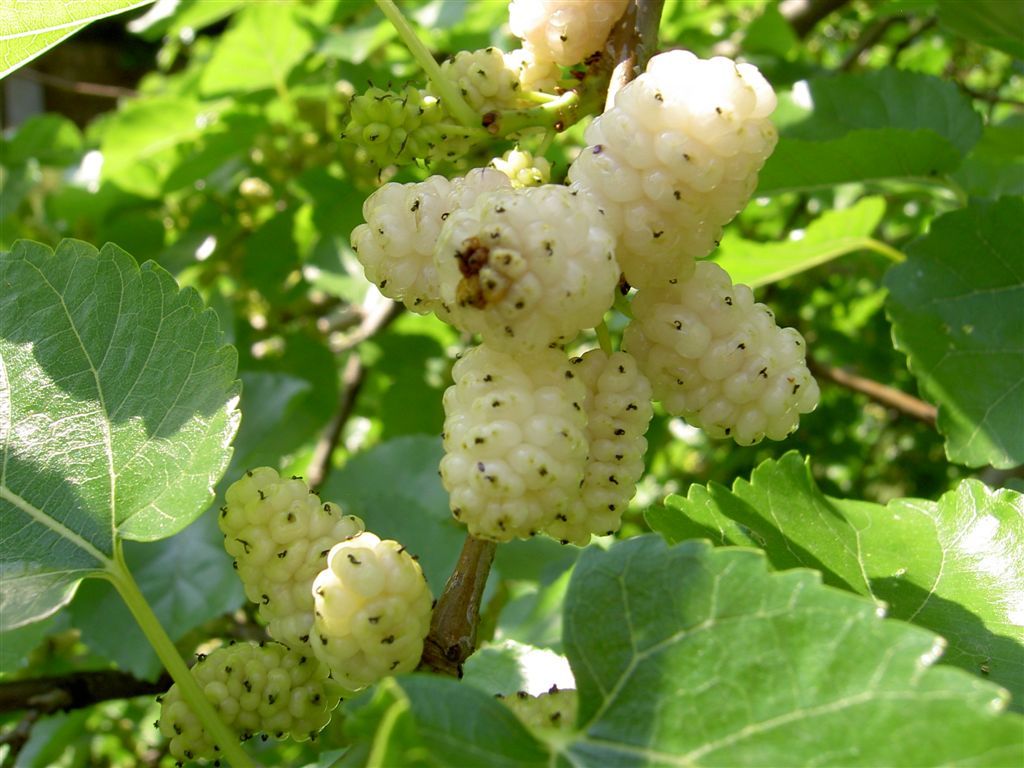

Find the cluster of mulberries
[[342, 85, 477, 167], [219, 468, 364, 649], [568, 50, 778, 289], [158, 642, 341, 765], [311, 532, 433, 690], [624, 261, 819, 444], [489, 147, 552, 188]]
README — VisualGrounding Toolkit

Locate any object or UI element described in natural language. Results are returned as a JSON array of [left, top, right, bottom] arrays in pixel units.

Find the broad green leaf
[[938, 0, 1024, 59], [322, 436, 464, 591], [648, 453, 1024, 708], [885, 198, 1024, 468], [714, 196, 889, 287], [199, 2, 319, 96], [954, 119, 1024, 199], [0, 0, 154, 79], [99, 97, 207, 198], [68, 509, 243, 679], [0, 613, 62, 674], [3, 114, 82, 167], [387, 676, 551, 768], [563, 537, 1024, 766], [0, 240, 240, 629], [760, 69, 982, 193]]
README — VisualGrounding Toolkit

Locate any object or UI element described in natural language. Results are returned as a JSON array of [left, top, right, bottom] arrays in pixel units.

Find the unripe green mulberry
[[440, 344, 588, 541], [544, 349, 653, 545], [342, 85, 476, 167], [158, 641, 341, 764], [221, 468, 364, 649], [311, 532, 433, 691]]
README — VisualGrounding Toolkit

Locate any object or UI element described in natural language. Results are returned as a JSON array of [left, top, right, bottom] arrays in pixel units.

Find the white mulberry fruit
[[158, 641, 341, 764], [440, 344, 589, 541], [434, 185, 618, 352], [437, 47, 522, 112], [569, 50, 778, 289], [622, 261, 819, 444], [508, 0, 630, 66], [351, 168, 512, 315], [311, 532, 433, 691], [504, 46, 561, 93], [221, 469, 364, 649], [545, 349, 652, 545]]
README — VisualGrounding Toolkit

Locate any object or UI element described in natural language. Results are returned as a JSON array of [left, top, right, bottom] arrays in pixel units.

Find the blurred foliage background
[[1, 0, 1021, 765]]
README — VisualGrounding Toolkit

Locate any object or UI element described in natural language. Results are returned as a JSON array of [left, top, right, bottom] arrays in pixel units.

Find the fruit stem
[[418, 534, 496, 677], [374, 0, 481, 129], [105, 546, 255, 768], [489, 86, 601, 136]]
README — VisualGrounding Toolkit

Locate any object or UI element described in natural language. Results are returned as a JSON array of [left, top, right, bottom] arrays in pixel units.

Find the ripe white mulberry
[[351, 168, 512, 315], [440, 344, 589, 541], [545, 349, 653, 545], [622, 261, 819, 444], [311, 532, 433, 691], [569, 50, 778, 289], [158, 641, 341, 764], [437, 47, 522, 112], [221, 469, 364, 649], [434, 185, 618, 352], [508, 0, 630, 66]]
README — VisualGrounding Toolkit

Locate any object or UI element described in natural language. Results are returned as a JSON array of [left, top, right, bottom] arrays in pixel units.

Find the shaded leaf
[[954, 119, 1024, 199], [0, 240, 239, 628], [885, 197, 1024, 468], [563, 536, 1023, 766], [648, 453, 1024, 708], [938, 0, 1024, 58], [760, 69, 982, 193], [714, 196, 888, 287], [321, 436, 463, 591], [3, 114, 82, 167]]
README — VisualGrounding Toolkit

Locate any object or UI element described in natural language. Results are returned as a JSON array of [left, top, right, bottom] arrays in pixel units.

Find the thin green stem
[[863, 237, 905, 263], [374, 0, 479, 129], [595, 320, 614, 356], [489, 86, 605, 136], [105, 549, 255, 768]]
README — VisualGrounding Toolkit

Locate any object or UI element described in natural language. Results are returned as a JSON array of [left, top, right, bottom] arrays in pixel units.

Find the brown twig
[[14, 69, 137, 100], [839, 16, 901, 70], [307, 299, 402, 489], [0, 710, 41, 768], [0, 669, 171, 717], [809, 361, 937, 425], [603, 0, 664, 111], [889, 16, 937, 65], [419, 535, 497, 678]]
